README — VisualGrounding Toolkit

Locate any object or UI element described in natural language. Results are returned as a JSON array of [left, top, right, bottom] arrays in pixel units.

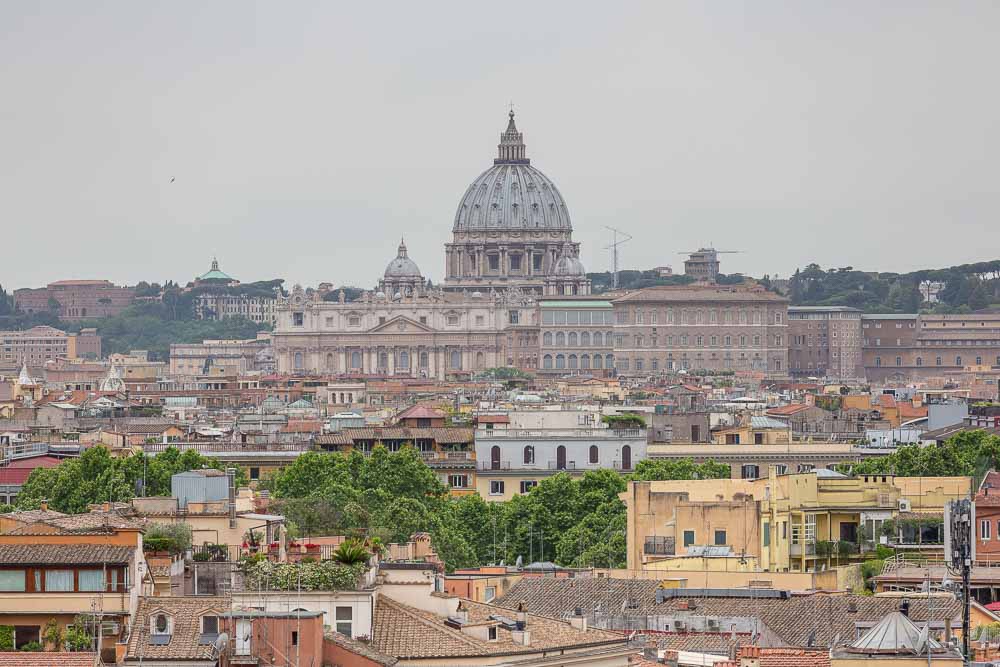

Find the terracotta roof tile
[[0, 544, 132, 565], [325, 632, 399, 666], [126, 596, 230, 661]]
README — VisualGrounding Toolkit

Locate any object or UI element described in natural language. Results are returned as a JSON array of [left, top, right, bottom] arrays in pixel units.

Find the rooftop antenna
[[604, 227, 632, 290]]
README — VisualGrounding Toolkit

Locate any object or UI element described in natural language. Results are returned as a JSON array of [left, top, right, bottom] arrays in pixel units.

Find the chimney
[[455, 600, 469, 624], [516, 602, 527, 631], [945, 617, 952, 643], [39, 500, 48, 512], [226, 468, 237, 529], [511, 629, 532, 646], [739, 645, 761, 667], [569, 606, 587, 632], [900, 598, 911, 617]]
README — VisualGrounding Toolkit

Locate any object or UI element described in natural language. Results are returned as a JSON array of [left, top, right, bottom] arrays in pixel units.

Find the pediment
[[368, 315, 434, 333]]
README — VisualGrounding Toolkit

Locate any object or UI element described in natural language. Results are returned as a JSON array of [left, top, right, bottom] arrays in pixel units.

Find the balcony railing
[[790, 542, 816, 556]]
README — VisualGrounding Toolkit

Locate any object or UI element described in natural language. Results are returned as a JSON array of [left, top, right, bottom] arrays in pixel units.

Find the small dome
[[553, 244, 586, 277], [384, 240, 423, 279]]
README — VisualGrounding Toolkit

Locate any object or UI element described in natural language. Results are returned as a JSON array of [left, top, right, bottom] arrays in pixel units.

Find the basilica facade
[[272, 111, 586, 377]]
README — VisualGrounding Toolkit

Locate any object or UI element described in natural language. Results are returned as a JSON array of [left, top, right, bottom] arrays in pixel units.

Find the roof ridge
[[377, 596, 483, 649]]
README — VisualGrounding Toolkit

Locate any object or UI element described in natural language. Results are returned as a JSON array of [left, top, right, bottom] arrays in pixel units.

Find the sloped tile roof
[[316, 427, 473, 446], [0, 544, 132, 565], [370, 595, 624, 659], [126, 596, 230, 661], [325, 632, 399, 666]]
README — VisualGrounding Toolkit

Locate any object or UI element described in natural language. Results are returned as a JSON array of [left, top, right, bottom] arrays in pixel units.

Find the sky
[[2, 1, 999, 290]]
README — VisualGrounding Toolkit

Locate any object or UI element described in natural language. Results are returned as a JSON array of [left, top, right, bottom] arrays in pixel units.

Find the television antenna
[[604, 227, 632, 290]]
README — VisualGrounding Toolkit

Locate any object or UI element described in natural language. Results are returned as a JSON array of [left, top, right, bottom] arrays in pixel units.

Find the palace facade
[[272, 111, 588, 377]]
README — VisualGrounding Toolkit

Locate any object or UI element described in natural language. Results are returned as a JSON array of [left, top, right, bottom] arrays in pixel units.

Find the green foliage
[[144, 523, 193, 554], [42, 618, 63, 649], [64, 623, 94, 652], [477, 367, 533, 380], [601, 414, 646, 429], [630, 458, 731, 481], [270, 448, 714, 572], [0, 626, 12, 651], [332, 539, 370, 565], [860, 559, 885, 593], [19, 641, 42, 652], [588, 270, 695, 293], [15, 446, 247, 513], [789, 261, 1000, 313], [241, 560, 366, 591], [847, 429, 1000, 478]]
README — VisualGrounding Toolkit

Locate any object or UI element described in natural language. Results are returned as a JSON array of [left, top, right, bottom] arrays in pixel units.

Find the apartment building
[[0, 326, 101, 367], [193, 292, 277, 325], [863, 313, 1000, 382], [611, 285, 788, 376], [168, 334, 273, 377], [474, 409, 647, 501], [787, 306, 863, 378], [621, 471, 969, 572]]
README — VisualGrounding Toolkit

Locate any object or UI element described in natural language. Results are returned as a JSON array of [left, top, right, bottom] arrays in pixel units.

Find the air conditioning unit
[[898, 499, 911, 512], [100, 622, 120, 635], [673, 620, 686, 631], [707, 618, 720, 630]]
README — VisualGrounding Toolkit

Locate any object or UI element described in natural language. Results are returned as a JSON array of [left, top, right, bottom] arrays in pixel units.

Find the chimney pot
[[39, 500, 48, 512]]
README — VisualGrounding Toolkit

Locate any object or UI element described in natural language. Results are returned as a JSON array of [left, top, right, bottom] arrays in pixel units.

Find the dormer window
[[150, 613, 172, 645], [199, 615, 220, 644]]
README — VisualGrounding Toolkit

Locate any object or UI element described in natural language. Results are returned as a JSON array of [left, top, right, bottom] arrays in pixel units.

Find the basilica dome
[[384, 240, 422, 279], [452, 111, 572, 232], [553, 244, 587, 277]]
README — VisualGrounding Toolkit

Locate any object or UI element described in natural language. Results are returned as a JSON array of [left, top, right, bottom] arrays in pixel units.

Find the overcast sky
[[3, 1, 998, 290]]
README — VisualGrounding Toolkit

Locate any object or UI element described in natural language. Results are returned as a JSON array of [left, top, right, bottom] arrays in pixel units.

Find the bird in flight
[[170, 177, 175, 183]]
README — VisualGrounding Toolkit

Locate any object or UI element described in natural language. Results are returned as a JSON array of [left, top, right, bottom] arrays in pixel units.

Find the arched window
[[556, 445, 567, 470], [399, 351, 409, 369], [593, 355, 603, 369], [543, 332, 553, 346], [451, 350, 462, 369], [589, 445, 599, 464], [606, 354, 614, 368], [580, 332, 590, 347], [621, 445, 632, 470], [543, 354, 553, 369], [568, 332, 578, 347], [916, 357, 923, 366], [293, 352, 303, 370], [581, 354, 591, 369], [568, 354, 578, 369], [555, 354, 566, 369], [523, 445, 535, 464], [895, 356, 902, 366], [491, 445, 501, 470], [875, 357, 882, 367], [351, 351, 361, 369], [592, 332, 602, 347], [555, 332, 565, 346], [956, 356, 962, 366]]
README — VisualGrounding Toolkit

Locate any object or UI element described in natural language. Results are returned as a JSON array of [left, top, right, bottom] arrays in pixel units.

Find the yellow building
[[622, 470, 970, 573], [711, 416, 792, 445]]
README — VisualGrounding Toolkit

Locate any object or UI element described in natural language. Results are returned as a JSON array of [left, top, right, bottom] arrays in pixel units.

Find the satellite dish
[[213, 632, 229, 657]]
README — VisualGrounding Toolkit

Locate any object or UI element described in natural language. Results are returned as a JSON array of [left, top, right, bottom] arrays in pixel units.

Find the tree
[[969, 281, 991, 311], [630, 458, 730, 481]]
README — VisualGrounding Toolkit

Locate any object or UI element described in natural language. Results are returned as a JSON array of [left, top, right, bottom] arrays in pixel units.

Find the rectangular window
[[982, 519, 992, 541], [449, 474, 467, 488], [475, 315, 484, 326], [293, 312, 304, 326], [79, 570, 105, 592], [249, 467, 260, 481], [45, 570, 74, 592], [509, 254, 522, 271], [0, 570, 25, 592], [714, 530, 727, 546], [519, 480, 537, 494], [335, 606, 353, 636], [202, 616, 219, 635], [488, 255, 499, 271], [489, 480, 505, 495], [532, 253, 542, 271], [763, 522, 771, 547], [509, 310, 520, 325], [291, 630, 299, 646], [683, 530, 695, 547], [484, 586, 497, 602]]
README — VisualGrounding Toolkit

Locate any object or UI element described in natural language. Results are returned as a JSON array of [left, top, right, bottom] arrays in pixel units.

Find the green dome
[[198, 257, 233, 281]]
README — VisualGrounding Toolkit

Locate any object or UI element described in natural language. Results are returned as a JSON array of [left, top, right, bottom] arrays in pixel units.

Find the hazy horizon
[[4, 1, 999, 291]]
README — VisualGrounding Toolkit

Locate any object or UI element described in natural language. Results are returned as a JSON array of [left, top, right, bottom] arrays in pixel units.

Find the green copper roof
[[198, 258, 233, 281]]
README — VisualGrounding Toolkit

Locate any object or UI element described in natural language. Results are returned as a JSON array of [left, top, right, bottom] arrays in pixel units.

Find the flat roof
[[538, 300, 612, 308]]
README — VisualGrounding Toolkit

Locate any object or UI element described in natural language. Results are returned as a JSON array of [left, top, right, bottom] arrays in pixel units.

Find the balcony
[[477, 428, 645, 439], [0, 591, 131, 615], [789, 542, 816, 557]]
